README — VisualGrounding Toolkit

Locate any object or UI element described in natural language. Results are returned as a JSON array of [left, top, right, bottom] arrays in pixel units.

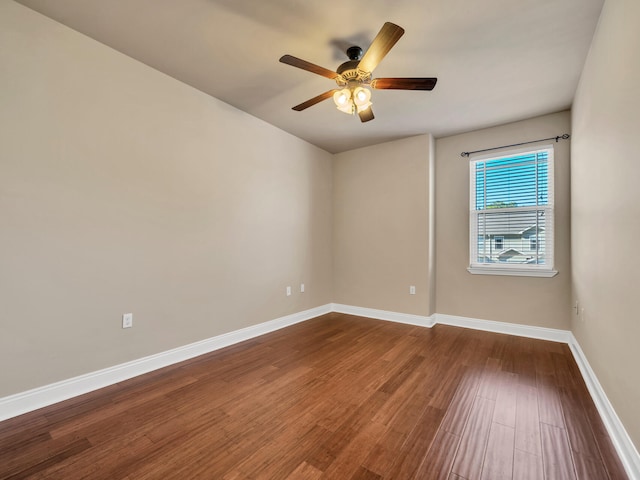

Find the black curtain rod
[[460, 133, 570, 158]]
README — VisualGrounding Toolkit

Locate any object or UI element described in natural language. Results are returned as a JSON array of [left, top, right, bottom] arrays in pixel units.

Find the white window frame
[[468, 145, 557, 277]]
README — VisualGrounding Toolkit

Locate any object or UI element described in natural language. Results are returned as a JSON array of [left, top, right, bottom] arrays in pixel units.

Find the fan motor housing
[[337, 48, 371, 85], [337, 60, 360, 77]]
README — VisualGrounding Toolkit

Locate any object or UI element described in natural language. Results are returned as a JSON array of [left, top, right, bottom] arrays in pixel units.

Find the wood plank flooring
[[0, 313, 629, 479]]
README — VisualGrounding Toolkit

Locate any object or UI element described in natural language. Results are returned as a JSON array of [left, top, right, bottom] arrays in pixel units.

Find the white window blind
[[469, 146, 556, 277]]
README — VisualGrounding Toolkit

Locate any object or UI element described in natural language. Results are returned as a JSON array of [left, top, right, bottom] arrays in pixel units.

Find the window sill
[[467, 267, 558, 278]]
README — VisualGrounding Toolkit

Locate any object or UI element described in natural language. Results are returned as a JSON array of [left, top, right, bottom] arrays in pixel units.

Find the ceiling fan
[[279, 22, 437, 123]]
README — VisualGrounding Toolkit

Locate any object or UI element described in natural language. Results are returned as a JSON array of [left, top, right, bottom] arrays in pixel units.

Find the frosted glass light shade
[[353, 87, 371, 107], [333, 88, 353, 114]]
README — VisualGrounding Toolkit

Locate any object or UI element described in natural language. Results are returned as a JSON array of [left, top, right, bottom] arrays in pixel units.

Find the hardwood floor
[[0, 313, 628, 479]]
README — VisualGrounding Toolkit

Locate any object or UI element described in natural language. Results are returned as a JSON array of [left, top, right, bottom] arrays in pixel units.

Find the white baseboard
[[568, 334, 640, 479], [434, 313, 572, 343], [0, 304, 332, 422], [331, 303, 435, 328]]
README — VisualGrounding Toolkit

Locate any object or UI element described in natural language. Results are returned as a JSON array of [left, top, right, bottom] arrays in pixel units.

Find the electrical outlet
[[122, 313, 133, 329], [286, 286, 292, 296], [409, 285, 416, 295], [300, 283, 305, 293]]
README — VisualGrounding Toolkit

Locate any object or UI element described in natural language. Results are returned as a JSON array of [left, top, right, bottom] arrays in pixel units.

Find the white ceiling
[[16, 0, 604, 153]]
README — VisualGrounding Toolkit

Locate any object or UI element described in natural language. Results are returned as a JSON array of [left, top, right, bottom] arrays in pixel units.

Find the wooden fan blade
[[279, 55, 339, 80], [371, 77, 438, 90], [357, 22, 405, 74], [358, 107, 375, 123], [292, 90, 337, 111]]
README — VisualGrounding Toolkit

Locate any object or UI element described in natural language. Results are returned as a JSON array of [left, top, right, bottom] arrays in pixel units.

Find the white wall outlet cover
[[300, 284, 305, 293], [286, 286, 291, 296], [410, 286, 416, 295], [122, 313, 133, 329]]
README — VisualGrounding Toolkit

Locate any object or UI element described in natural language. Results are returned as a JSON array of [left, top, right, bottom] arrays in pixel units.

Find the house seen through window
[[468, 145, 557, 277]]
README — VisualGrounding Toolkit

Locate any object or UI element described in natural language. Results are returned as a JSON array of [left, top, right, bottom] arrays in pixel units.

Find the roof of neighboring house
[[497, 248, 526, 260], [520, 225, 546, 236]]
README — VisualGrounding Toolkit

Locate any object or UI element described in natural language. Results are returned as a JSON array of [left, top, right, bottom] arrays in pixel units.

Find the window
[[469, 145, 557, 277]]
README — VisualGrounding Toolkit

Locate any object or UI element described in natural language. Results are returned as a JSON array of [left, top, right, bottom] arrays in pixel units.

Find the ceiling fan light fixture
[[353, 86, 372, 113], [353, 87, 371, 106], [333, 88, 353, 114]]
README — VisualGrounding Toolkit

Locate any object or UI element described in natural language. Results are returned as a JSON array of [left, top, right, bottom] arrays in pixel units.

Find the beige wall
[[0, 2, 333, 396], [571, 0, 640, 447], [332, 135, 433, 316], [435, 111, 572, 329]]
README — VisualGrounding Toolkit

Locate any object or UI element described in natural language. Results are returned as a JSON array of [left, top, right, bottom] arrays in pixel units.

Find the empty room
[[1, 0, 638, 478]]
